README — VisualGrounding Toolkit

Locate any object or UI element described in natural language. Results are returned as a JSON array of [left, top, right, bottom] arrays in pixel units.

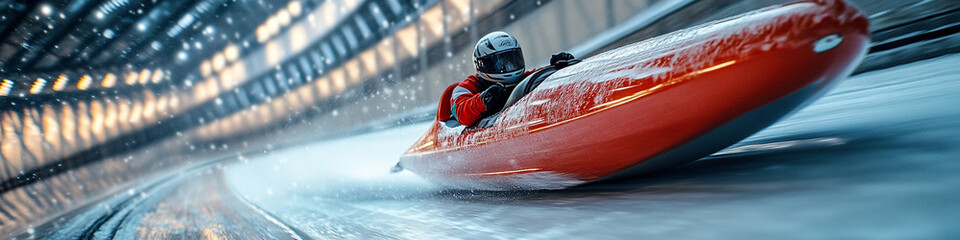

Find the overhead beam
[[7, 0, 103, 72], [59, 0, 193, 69], [0, 1, 39, 69], [86, 0, 215, 69]]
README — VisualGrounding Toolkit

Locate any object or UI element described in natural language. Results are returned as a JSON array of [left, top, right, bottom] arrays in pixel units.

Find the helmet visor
[[476, 49, 525, 74]]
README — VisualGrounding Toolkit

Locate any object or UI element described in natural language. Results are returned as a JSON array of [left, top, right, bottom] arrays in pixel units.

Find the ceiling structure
[[0, 0, 319, 97]]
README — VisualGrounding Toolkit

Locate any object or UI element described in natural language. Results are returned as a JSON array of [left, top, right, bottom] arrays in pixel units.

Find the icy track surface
[[22, 54, 960, 239]]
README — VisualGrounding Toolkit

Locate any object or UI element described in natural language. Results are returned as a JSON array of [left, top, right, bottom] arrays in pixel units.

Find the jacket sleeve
[[450, 76, 488, 126]]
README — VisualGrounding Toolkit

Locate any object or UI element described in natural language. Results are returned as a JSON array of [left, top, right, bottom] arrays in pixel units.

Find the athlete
[[451, 31, 575, 126]]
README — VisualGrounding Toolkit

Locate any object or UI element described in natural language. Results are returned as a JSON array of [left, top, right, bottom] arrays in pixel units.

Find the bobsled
[[398, 0, 869, 190]]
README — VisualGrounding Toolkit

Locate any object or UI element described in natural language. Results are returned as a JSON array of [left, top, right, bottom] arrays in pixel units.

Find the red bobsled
[[399, 0, 869, 190]]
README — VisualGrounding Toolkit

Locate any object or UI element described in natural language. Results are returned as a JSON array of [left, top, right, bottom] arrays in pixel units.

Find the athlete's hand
[[550, 52, 575, 68], [480, 84, 509, 113]]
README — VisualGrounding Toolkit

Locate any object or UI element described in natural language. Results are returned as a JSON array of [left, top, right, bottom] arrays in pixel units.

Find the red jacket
[[451, 68, 540, 126]]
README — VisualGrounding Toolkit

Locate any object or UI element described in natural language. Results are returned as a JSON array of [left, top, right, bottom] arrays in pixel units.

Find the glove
[[480, 84, 509, 114], [550, 52, 575, 68]]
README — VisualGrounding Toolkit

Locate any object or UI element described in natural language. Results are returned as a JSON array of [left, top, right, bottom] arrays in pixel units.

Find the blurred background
[[1, 0, 958, 238]]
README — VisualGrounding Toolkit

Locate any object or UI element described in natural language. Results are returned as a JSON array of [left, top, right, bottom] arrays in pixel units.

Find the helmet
[[474, 31, 525, 84]]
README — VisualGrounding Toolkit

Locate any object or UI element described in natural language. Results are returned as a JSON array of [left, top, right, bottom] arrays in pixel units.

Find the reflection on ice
[[713, 137, 848, 156]]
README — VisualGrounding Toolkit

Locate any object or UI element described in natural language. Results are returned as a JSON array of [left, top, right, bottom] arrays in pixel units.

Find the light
[[315, 77, 330, 97], [397, 25, 419, 57], [202, 26, 215, 35], [129, 100, 142, 124], [103, 100, 117, 128], [138, 69, 151, 84], [256, 104, 272, 124], [103, 29, 115, 39], [53, 74, 69, 91], [296, 85, 314, 108], [125, 72, 139, 85], [205, 77, 220, 98], [285, 88, 303, 110], [343, 0, 360, 8], [61, 102, 77, 141], [360, 50, 378, 75], [117, 99, 130, 130], [288, 1, 303, 17], [95, 11, 105, 19], [421, 6, 444, 37], [77, 75, 93, 90], [40, 4, 53, 16], [156, 94, 168, 113], [266, 16, 281, 35], [105, 100, 118, 131], [377, 38, 396, 69], [212, 53, 226, 71], [136, 23, 147, 32], [448, 0, 470, 15], [192, 80, 207, 101], [256, 25, 269, 43], [151, 69, 164, 83], [90, 100, 105, 141], [168, 93, 180, 110], [218, 67, 234, 88], [177, 51, 188, 61], [331, 69, 346, 91], [200, 60, 212, 77], [101, 73, 117, 87], [465, 168, 543, 177], [42, 105, 61, 145], [77, 102, 92, 142], [693, 60, 737, 75], [289, 25, 308, 52], [277, 10, 292, 26], [224, 44, 240, 61], [228, 63, 247, 87], [142, 90, 156, 120], [344, 59, 361, 83], [31, 78, 48, 94], [321, 2, 336, 26], [265, 40, 284, 65], [0, 79, 13, 96], [271, 98, 288, 119]]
